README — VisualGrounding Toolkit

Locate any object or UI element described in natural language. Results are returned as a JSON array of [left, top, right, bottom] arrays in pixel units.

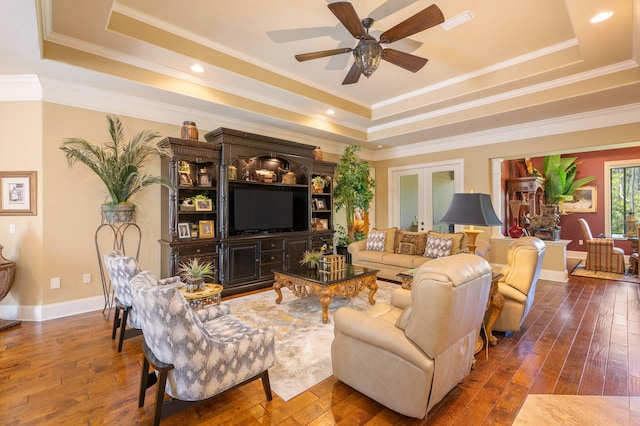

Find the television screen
[[233, 188, 294, 232]]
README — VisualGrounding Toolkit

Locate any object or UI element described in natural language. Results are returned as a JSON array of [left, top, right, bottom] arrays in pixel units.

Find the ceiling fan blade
[[379, 4, 444, 44], [382, 49, 428, 72], [328, 2, 367, 39], [369, 0, 419, 21], [295, 48, 352, 62], [342, 62, 362, 85]]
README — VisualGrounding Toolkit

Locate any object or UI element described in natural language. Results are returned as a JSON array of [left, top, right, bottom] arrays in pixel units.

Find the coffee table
[[273, 265, 379, 323]]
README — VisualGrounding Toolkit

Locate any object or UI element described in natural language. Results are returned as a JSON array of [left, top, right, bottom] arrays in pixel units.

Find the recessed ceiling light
[[377, 145, 383, 149], [590, 11, 613, 23], [190, 64, 204, 73], [326, 109, 335, 115]]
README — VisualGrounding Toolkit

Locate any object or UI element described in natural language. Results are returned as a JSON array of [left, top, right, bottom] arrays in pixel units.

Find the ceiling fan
[[295, 2, 444, 85]]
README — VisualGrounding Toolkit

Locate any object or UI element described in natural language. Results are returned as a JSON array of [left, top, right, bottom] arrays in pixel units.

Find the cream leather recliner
[[492, 236, 545, 333], [331, 253, 492, 419]]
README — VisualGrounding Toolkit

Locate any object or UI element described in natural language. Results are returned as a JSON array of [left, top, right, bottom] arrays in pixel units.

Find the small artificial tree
[[333, 145, 376, 240]]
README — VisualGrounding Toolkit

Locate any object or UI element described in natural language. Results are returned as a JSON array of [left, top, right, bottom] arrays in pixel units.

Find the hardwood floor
[[1, 259, 638, 425]]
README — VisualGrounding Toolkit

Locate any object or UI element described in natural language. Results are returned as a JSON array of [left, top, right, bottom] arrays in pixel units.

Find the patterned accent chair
[[130, 270, 276, 425], [492, 237, 545, 333], [578, 218, 625, 273], [103, 250, 142, 352], [331, 253, 492, 419]]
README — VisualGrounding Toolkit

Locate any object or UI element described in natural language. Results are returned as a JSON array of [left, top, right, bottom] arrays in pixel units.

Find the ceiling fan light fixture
[[353, 38, 383, 77]]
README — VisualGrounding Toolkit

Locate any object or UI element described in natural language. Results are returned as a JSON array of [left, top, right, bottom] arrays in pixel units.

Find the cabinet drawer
[[178, 243, 217, 257], [261, 251, 284, 265], [261, 238, 284, 251]]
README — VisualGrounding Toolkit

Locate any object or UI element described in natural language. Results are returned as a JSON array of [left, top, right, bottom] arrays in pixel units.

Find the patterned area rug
[[224, 280, 399, 401], [570, 261, 640, 284]]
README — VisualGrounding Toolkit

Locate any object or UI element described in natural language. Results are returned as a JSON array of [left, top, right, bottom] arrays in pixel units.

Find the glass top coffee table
[[272, 264, 379, 323]]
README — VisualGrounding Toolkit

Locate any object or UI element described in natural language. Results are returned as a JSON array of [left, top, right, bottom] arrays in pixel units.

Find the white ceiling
[[3, 0, 640, 151]]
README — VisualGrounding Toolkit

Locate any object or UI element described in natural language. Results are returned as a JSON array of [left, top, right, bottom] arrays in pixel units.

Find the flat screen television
[[233, 188, 293, 233]]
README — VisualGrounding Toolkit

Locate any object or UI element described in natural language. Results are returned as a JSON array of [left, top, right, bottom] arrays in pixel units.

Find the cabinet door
[[227, 242, 259, 285], [286, 237, 310, 270]]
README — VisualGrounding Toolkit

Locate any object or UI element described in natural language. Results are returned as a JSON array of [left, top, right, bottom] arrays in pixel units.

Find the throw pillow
[[395, 231, 428, 255], [427, 230, 467, 255], [397, 242, 417, 255], [424, 235, 454, 259], [372, 227, 398, 253], [365, 230, 386, 252]]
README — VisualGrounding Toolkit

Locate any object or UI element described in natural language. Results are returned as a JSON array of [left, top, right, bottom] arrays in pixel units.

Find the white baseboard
[[0, 296, 104, 322]]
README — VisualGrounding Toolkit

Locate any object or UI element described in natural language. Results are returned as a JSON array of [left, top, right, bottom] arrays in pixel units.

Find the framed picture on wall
[[562, 186, 597, 213], [0, 171, 37, 215]]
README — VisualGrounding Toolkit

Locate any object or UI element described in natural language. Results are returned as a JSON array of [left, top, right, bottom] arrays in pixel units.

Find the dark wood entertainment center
[[159, 128, 335, 296]]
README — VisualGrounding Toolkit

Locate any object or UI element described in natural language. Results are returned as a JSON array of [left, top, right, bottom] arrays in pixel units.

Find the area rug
[[513, 395, 638, 425], [223, 280, 399, 401], [570, 261, 640, 284]]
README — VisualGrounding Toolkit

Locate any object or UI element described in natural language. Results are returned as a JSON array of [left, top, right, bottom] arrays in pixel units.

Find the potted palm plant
[[178, 258, 215, 292], [60, 115, 173, 223]]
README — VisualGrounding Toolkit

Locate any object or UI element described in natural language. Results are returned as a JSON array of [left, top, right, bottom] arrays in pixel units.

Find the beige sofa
[[331, 253, 493, 418], [348, 228, 490, 281]]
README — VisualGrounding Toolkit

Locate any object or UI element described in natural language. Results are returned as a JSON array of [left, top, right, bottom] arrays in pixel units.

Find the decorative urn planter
[[101, 203, 136, 224], [184, 277, 204, 293], [0, 244, 16, 302]]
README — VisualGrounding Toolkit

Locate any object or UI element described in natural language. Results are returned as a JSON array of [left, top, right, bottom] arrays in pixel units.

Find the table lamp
[[439, 192, 502, 254]]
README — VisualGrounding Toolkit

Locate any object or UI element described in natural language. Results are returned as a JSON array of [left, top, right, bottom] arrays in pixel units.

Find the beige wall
[[41, 104, 186, 305], [372, 123, 640, 235], [0, 102, 44, 306], [2, 99, 640, 317]]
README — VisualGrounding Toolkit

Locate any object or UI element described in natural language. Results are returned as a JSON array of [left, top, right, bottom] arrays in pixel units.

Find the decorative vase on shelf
[[181, 121, 199, 140], [508, 199, 524, 238], [508, 217, 524, 238]]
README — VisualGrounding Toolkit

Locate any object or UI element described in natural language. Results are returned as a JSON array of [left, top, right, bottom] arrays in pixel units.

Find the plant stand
[[95, 212, 141, 317]]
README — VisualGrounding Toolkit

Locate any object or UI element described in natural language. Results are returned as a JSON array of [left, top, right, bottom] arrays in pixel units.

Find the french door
[[389, 160, 463, 232]]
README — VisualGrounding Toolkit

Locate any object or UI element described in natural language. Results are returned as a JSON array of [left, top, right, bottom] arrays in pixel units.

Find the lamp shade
[[439, 193, 502, 227]]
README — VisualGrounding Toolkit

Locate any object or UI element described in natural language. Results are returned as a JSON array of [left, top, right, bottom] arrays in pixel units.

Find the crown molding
[[0, 75, 42, 101], [373, 102, 640, 161]]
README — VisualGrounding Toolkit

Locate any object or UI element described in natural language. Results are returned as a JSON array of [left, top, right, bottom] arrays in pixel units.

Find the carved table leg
[[484, 291, 505, 346], [318, 290, 332, 324], [273, 277, 284, 304], [366, 277, 378, 305]]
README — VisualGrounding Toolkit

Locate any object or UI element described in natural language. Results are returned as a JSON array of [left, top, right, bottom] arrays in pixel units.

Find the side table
[[475, 272, 504, 354], [179, 283, 223, 309], [396, 269, 416, 289]]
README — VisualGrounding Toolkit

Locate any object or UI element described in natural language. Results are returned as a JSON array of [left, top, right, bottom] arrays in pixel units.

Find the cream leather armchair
[[492, 236, 545, 333], [331, 253, 492, 419]]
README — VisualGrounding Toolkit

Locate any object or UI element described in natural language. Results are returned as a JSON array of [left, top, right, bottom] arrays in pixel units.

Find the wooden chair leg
[[261, 370, 273, 401], [139, 353, 150, 408], [140, 342, 174, 426], [153, 368, 169, 426], [111, 306, 121, 339], [117, 307, 129, 352]]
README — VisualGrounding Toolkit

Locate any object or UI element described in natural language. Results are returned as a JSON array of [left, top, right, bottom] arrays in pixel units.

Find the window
[[605, 159, 640, 237]]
